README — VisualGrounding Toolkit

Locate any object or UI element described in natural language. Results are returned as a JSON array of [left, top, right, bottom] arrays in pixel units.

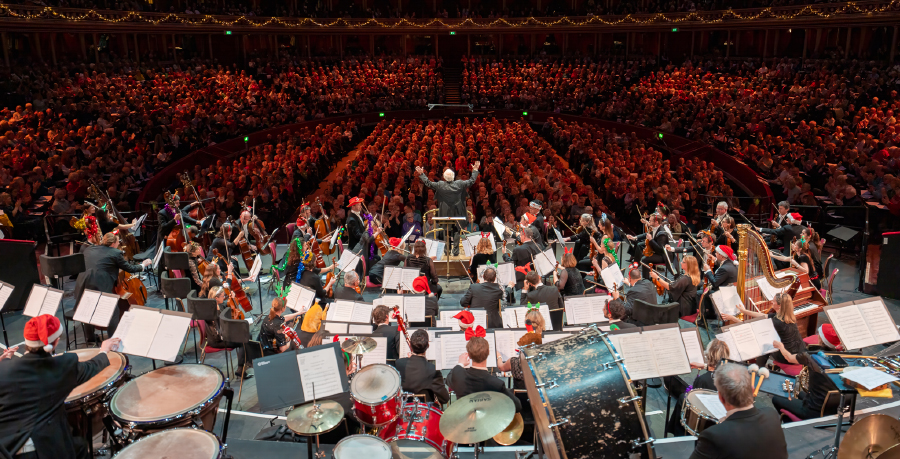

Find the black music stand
[[807, 389, 857, 459]]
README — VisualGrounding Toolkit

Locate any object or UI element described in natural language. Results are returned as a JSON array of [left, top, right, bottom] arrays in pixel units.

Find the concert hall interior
[[3, 3, 900, 458]]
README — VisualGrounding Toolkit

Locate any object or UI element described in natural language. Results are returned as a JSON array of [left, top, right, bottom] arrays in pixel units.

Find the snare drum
[[332, 434, 392, 459], [113, 428, 222, 459], [65, 349, 128, 437], [379, 403, 454, 459], [350, 364, 402, 426], [681, 389, 721, 436], [109, 364, 224, 439]]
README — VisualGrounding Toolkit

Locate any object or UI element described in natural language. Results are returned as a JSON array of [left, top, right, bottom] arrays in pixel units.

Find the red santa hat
[[522, 212, 536, 226], [24, 314, 62, 353], [716, 245, 738, 265], [789, 212, 802, 223], [411, 276, 431, 294], [388, 237, 402, 248], [817, 324, 840, 350], [453, 310, 474, 329]]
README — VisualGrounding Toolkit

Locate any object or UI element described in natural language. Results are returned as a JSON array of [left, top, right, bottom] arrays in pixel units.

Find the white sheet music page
[[323, 321, 349, 334], [483, 331, 497, 368], [493, 330, 527, 364], [398, 328, 442, 360], [146, 314, 191, 362], [711, 285, 742, 316], [284, 283, 303, 312], [328, 301, 355, 323], [756, 277, 788, 301], [39, 288, 63, 317], [601, 264, 625, 290], [381, 295, 403, 322], [115, 308, 163, 357], [534, 249, 556, 277], [715, 332, 742, 361], [337, 250, 360, 273], [497, 263, 516, 285], [0, 283, 13, 311], [648, 328, 691, 377], [382, 266, 401, 290], [399, 268, 419, 291], [827, 305, 877, 350], [857, 299, 900, 345], [438, 333, 468, 371], [439, 310, 487, 331], [492, 217, 508, 240], [360, 336, 388, 367], [840, 367, 900, 390], [349, 323, 374, 334], [248, 255, 262, 282], [511, 305, 554, 331], [403, 296, 426, 323], [461, 239, 475, 258], [502, 309, 517, 328], [297, 347, 344, 401], [695, 393, 728, 419], [73, 290, 101, 324], [618, 333, 659, 380], [349, 303, 374, 324], [91, 293, 121, 327], [588, 295, 611, 323], [329, 226, 342, 250], [681, 330, 706, 365], [749, 319, 781, 355], [22, 285, 48, 318], [152, 242, 165, 269], [564, 297, 590, 325], [729, 323, 763, 360], [542, 333, 572, 343]]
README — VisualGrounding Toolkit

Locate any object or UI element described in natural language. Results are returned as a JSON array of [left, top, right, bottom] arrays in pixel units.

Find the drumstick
[[747, 364, 759, 388], [753, 368, 770, 397]]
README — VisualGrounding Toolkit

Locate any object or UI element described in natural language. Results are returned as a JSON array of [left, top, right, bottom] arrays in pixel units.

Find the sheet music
[[349, 302, 374, 324], [247, 255, 262, 282], [695, 393, 728, 419], [483, 331, 497, 368], [399, 268, 419, 291], [492, 329, 526, 363], [39, 288, 63, 317], [329, 226, 342, 250], [403, 296, 426, 323], [440, 310, 487, 331], [424, 239, 445, 261], [381, 295, 403, 321], [337, 250, 360, 273], [113, 308, 163, 357], [600, 264, 625, 290], [461, 239, 475, 258], [510, 305, 554, 331], [91, 293, 120, 327], [553, 227, 564, 244], [618, 333, 659, 380], [711, 285, 742, 316], [716, 332, 742, 361], [857, 299, 900, 345], [22, 285, 48, 318], [0, 283, 13, 311], [283, 283, 302, 312], [152, 242, 165, 269], [399, 226, 416, 247], [827, 305, 876, 350], [327, 301, 355, 323], [465, 233, 495, 252], [323, 321, 349, 334], [564, 295, 609, 325], [681, 330, 706, 365], [73, 290, 102, 324], [399, 328, 446, 360], [492, 217, 509, 240], [534, 248, 556, 277], [348, 324, 374, 334], [297, 347, 344, 401], [496, 263, 516, 285], [756, 277, 788, 301], [648, 328, 691, 377], [502, 309, 517, 328], [749, 319, 781, 355], [840, 367, 900, 390], [360, 336, 388, 367], [728, 324, 763, 361], [382, 266, 402, 290], [146, 314, 191, 362]]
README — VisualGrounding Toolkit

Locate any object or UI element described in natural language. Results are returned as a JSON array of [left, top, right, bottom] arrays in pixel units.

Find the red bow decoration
[[481, 232, 489, 238], [515, 262, 532, 276], [563, 246, 573, 255], [333, 335, 340, 343], [465, 325, 486, 341]]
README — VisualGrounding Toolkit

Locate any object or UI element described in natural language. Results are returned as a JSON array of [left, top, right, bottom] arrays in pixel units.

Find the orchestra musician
[[233, 209, 265, 255], [334, 271, 364, 301], [770, 239, 818, 287], [710, 201, 729, 236], [605, 298, 639, 329], [562, 214, 602, 274], [157, 194, 199, 253], [405, 276, 440, 326], [259, 297, 303, 355], [770, 340, 839, 420], [460, 267, 515, 329], [405, 240, 442, 299], [368, 237, 405, 286], [760, 212, 804, 256], [198, 262, 225, 297], [555, 250, 585, 297], [415, 161, 480, 257], [208, 222, 238, 272], [715, 216, 737, 252], [447, 330, 522, 413], [722, 293, 805, 368], [346, 197, 366, 250], [184, 242, 205, 293], [507, 227, 542, 289], [496, 310, 545, 390], [372, 305, 401, 360], [666, 339, 731, 436], [626, 213, 674, 278], [704, 245, 738, 292], [0, 315, 120, 459], [688, 364, 788, 459], [611, 266, 656, 319], [297, 249, 336, 303], [298, 300, 328, 347], [772, 201, 791, 227], [468, 235, 497, 280], [395, 330, 451, 405], [526, 200, 546, 248], [650, 256, 701, 317], [520, 271, 564, 331]]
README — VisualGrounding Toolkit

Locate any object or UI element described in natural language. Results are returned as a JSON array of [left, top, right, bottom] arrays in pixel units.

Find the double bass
[[313, 197, 335, 256], [213, 248, 252, 315], [164, 191, 188, 253], [179, 172, 212, 250]]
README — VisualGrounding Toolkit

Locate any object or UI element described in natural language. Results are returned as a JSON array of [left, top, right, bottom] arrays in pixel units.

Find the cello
[[163, 191, 188, 253], [313, 197, 335, 256], [89, 181, 141, 259]]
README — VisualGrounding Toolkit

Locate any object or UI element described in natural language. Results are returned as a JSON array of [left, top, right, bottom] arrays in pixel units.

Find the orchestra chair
[[365, 275, 381, 290], [632, 299, 681, 326], [219, 308, 251, 383], [163, 250, 190, 278], [238, 340, 264, 404], [685, 287, 713, 340], [159, 273, 191, 312], [780, 389, 842, 423], [772, 361, 803, 377], [40, 253, 85, 351], [185, 290, 218, 363]]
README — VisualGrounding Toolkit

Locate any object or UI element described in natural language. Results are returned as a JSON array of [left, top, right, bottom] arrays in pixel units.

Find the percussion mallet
[[754, 368, 770, 397], [747, 364, 759, 387]]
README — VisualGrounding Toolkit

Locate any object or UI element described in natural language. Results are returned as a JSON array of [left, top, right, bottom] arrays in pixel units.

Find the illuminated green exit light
[[226, 30, 232, 35], [450, 31, 456, 35], [522, 111, 528, 116], [379, 112, 385, 117], [657, 133, 664, 139], [244, 136, 249, 142], [671, 28, 678, 32]]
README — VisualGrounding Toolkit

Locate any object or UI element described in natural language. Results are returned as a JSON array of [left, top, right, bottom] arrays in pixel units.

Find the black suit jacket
[[762, 224, 803, 255], [624, 279, 658, 317], [418, 170, 478, 218], [156, 206, 197, 250], [447, 366, 522, 412], [78, 245, 145, 295], [346, 212, 365, 253], [689, 407, 787, 459], [394, 355, 450, 404], [709, 261, 738, 291], [460, 282, 514, 329], [637, 226, 669, 256], [368, 250, 404, 284], [0, 351, 110, 459], [333, 286, 364, 302], [373, 323, 401, 360]]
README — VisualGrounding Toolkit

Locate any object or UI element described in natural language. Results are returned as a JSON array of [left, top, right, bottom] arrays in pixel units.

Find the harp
[[736, 224, 826, 337]]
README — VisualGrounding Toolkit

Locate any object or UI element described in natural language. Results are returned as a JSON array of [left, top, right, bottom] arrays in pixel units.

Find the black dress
[[470, 252, 497, 279], [258, 314, 287, 355], [668, 275, 699, 317], [559, 267, 585, 297], [771, 352, 839, 419]]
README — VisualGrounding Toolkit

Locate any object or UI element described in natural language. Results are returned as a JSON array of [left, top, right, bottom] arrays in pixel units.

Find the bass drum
[[522, 325, 655, 459], [65, 349, 129, 438]]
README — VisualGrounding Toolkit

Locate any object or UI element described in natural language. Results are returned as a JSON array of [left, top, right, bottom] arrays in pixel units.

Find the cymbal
[[439, 391, 515, 444], [878, 444, 900, 459], [492, 412, 524, 446], [837, 414, 900, 459], [341, 336, 378, 355], [286, 399, 344, 435]]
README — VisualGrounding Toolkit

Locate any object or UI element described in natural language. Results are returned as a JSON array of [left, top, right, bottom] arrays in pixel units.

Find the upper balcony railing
[[1, 0, 899, 33]]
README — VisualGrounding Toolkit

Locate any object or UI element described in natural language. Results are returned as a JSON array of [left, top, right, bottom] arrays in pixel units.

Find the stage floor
[[4, 247, 899, 458]]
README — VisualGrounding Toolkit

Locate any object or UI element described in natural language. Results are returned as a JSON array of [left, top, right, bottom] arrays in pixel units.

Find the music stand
[[826, 226, 859, 258], [432, 216, 468, 277]]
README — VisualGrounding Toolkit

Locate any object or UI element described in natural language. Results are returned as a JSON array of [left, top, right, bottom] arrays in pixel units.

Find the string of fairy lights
[[0, 0, 896, 28]]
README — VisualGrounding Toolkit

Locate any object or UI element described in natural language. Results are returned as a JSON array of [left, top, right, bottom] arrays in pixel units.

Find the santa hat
[[788, 212, 802, 223], [348, 197, 364, 207], [453, 310, 474, 329], [24, 314, 62, 353], [522, 212, 536, 226], [411, 276, 431, 294], [388, 237, 402, 248], [716, 245, 738, 265], [296, 217, 307, 228], [818, 324, 840, 350], [529, 200, 543, 210]]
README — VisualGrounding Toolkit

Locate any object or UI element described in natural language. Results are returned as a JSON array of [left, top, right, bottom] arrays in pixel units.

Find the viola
[[641, 212, 654, 258]]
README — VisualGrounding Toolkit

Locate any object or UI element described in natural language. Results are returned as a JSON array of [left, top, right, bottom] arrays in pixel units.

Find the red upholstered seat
[[773, 360, 803, 376]]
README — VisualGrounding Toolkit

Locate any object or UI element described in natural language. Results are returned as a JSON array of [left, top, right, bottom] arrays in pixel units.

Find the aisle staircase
[[443, 67, 462, 104]]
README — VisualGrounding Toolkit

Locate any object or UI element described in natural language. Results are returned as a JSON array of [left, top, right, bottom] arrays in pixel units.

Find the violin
[[650, 270, 666, 295], [641, 212, 655, 258]]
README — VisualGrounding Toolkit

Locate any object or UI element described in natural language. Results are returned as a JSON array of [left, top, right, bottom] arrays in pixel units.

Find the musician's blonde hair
[[705, 339, 730, 368], [525, 310, 545, 335], [774, 293, 796, 324], [683, 256, 701, 287], [475, 237, 493, 255]]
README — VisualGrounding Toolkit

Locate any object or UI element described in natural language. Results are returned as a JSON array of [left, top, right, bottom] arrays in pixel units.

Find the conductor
[[416, 161, 480, 256]]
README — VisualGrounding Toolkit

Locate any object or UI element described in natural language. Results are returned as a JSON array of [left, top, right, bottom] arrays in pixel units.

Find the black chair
[[239, 340, 264, 403], [39, 253, 85, 350], [163, 250, 190, 271], [184, 290, 217, 363], [632, 299, 681, 326], [219, 308, 251, 383], [160, 273, 191, 311], [190, 293, 220, 364]]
